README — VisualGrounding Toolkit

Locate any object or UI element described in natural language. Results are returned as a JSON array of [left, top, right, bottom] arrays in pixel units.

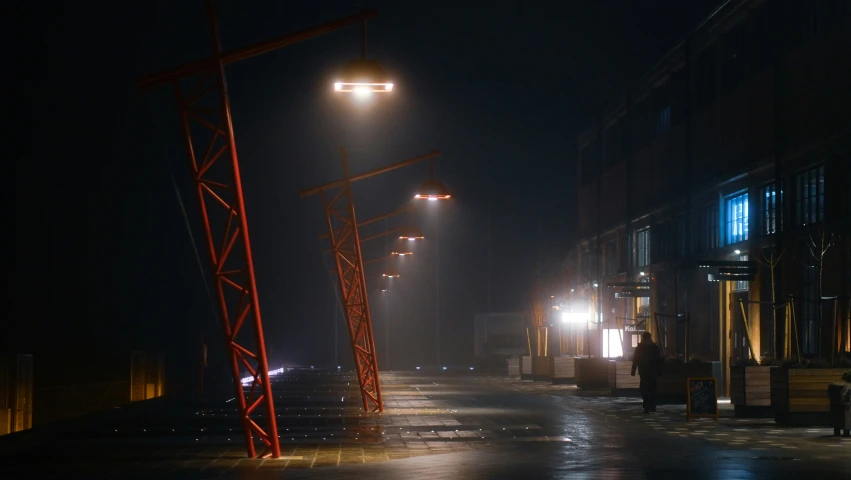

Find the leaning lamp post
[[134, 1, 390, 459], [301, 149, 447, 413]]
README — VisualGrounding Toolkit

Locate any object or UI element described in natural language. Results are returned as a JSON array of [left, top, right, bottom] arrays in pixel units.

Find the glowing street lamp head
[[414, 178, 451, 200], [382, 272, 400, 278], [391, 251, 413, 256], [333, 59, 394, 96], [398, 227, 425, 241]]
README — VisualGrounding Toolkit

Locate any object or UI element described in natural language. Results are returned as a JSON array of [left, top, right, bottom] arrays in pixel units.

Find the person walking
[[631, 331, 663, 414]]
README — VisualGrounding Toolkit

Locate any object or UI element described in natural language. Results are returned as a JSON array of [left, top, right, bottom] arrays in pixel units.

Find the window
[[651, 218, 684, 261], [795, 165, 825, 226], [604, 241, 617, 276], [602, 329, 624, 358], [655, 106, 671, 135], [726, 192, 749, 245], [620, 234, 628, 273], [651, 222, 667, 263], [637, 297, 650, 319], [636, 228, 650, 267], [732, 254, 749, 292], [760, 183, 783, 235], [699, 203, 719, 252]]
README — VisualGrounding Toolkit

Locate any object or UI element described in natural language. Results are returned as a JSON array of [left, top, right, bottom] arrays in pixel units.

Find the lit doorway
[[730, 290, 749, 362]]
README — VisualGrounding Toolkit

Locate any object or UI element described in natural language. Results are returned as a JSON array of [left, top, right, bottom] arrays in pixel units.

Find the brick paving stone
[[1, 370, 849, 478]]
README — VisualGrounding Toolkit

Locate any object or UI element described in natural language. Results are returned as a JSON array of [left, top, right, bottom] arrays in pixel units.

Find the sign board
[[624, 325, 645, 333], [686, 377, 718, 421], [615, 290, 651, 298]]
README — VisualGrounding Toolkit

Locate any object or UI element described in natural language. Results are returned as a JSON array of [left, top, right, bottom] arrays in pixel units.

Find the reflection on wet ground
[[0, 370, 848, 479]]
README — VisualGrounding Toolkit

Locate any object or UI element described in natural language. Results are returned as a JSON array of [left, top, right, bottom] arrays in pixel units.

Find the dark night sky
[[12, 1, 721, 388]]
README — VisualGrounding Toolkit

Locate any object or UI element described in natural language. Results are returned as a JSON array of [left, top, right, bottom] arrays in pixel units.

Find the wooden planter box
[[656, 362, 720, 404], [771, 368, 847, 426], [520, 356, 532, 380], [507, 357, 520, 377], [609, 360, 641, 396], [551, 356, 576, 385], [730, 366, 774, 417], [575, 357, 611, 389], [530, 356, 553, 381]]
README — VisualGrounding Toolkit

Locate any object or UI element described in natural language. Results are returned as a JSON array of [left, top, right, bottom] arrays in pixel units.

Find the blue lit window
[[726, 192, 749, 245], [760, 183, 782, 235]]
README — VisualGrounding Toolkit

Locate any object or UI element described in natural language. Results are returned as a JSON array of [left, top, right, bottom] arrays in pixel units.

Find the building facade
[[571, 0, 851, 394]]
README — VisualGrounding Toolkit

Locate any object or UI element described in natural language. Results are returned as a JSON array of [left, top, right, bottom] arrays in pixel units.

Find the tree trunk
[[770, 253, 777, 359]]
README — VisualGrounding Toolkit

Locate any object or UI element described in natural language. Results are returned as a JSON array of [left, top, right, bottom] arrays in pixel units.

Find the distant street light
[[414, 159, 451, 200], [391, 251, 413, 256], [398, 227, 425, 241], [412, 158, 451, 366]]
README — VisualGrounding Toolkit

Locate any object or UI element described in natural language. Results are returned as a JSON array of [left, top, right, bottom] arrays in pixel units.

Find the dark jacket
[[631, 340, 662, 377]]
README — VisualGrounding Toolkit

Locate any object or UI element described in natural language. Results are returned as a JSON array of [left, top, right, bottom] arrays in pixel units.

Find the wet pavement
[[1, 369, 848, 479]]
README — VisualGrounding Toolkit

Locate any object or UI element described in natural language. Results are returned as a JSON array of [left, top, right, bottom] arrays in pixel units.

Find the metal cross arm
[[317, 205, 415, 240], [300, 150, 441, 198], [136, 9, 378, 90]]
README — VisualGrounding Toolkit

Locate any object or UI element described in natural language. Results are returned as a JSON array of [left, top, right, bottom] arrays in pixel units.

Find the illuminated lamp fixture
[[333, 21, 393, 97], [414, 159, 451, 200], [398, 227, 425, 241], [333, 59, 393, 97], [381, 272, 400, 278], [390, 251, 413, 256]]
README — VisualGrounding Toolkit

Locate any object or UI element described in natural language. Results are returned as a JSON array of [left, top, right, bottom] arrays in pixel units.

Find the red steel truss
[[301, 148, 440, 412], [135, 0, 377, 459], [170, 10, 280, 459], [320, 148, 383, 411]]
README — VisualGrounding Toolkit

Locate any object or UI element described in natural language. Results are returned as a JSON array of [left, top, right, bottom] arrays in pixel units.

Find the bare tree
[[805, 228, 836, 358], [526, 284, 550, 357], [755, 247, 786, 359]]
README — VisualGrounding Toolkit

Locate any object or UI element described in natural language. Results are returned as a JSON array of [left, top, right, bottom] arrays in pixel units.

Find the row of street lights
[[137, 1, 443, 458]]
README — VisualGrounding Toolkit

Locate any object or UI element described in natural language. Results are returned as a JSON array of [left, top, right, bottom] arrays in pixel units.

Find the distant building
[[571, 0, 851, 396], [473, 312, 528, 359]]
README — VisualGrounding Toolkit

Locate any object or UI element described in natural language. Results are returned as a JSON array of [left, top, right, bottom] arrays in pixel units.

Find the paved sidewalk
[[498, 377, 851, 461], [1, 371, 848, 479]]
